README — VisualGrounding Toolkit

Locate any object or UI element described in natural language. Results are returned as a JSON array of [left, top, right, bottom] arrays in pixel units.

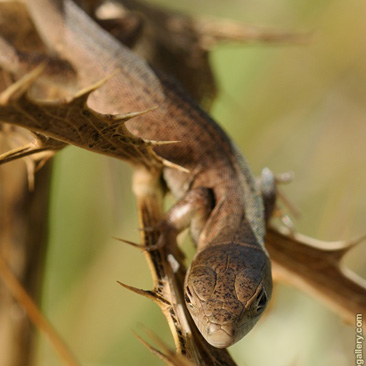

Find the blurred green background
[[36, 0, 366, 365]]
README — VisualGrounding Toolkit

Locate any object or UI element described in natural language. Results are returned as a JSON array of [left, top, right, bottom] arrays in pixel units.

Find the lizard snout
[[205, 323, 235, 348]]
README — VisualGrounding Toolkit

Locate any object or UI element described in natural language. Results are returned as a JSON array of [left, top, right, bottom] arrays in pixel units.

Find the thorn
[[348, 233, 366, 247], [0, 145, 32, 164], [145, 140, 181, 146], [117, 281, 154, 298], [0, 63, 46, 104], [25, 158, 36, 192], [336, 234, 366, 256], [117, 281, 171, 305], [277, 187, 301, 219], [161, 158, 189, 173], [0, 144, 51, 166], [139, 325, 174, 353], [101, 107, 159, 135], [0, 144, 48, 191], [111, 106, 159, 122], [73, 69, 120, 101], [34, 151, 56, 172], [113, 236, 146, 250], [132, 331, 175, 365], [117, 281, 162, 303], [142, 146, 189, 173], [283, 229, 366, 253], [134, 327, 192, 366]]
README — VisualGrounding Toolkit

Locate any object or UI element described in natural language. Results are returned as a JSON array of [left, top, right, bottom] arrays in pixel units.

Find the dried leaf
[[0, 253, 80, 366], [0, 133, 66, 166], [267, 226, 366, 325], [0, 66, 185, 172], [93, 0, 307, 108]]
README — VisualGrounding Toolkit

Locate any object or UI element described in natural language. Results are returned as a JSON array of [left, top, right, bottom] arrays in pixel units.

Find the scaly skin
[[25, 0, 273, 348]]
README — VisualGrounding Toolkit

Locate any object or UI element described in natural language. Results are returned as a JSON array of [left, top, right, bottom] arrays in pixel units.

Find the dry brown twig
[[0, 3, 70, 365], [0, 1, 364, 366], [0, 253, 80, 366], [93, 0, 309, 109], [124, 167, 237, 365], [267, 228, 366, 325]]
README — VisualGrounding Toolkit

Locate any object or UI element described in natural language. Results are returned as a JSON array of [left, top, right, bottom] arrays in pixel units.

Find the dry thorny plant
[[0, 1, 365, 366]]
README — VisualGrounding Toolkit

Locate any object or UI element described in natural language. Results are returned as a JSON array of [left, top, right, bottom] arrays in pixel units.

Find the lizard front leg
[[256, 167, 277, 223], [257, 168, 297, 231], [153, 187, 214, 251]]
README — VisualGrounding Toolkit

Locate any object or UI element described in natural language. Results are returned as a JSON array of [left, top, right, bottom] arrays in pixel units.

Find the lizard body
[[25, 0, 273, 348]]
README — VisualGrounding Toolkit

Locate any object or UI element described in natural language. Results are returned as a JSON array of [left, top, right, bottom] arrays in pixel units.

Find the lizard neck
[[196, 178, 266, 253]]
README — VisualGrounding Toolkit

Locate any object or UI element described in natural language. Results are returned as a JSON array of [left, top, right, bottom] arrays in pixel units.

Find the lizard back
[[26, 0, 265, 249]]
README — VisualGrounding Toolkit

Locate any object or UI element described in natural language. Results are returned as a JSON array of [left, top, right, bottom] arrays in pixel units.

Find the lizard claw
[[138, 220, 179, 252]]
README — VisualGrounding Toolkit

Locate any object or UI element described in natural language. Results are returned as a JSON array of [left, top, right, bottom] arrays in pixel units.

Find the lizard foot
[[139, 220, 179, 252]]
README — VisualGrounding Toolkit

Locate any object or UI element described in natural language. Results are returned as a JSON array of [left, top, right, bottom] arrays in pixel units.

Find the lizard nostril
[[185, 294, 191, 304], [186, 286, 192, 297], [255, 289, 267, 313]]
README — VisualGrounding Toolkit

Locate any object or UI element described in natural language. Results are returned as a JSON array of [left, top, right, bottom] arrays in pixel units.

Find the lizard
[[24, 0, 275, 348]]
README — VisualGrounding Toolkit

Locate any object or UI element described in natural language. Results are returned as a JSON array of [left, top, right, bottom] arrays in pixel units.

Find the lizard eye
[[255, 289, 267, 313], [190, 266, 216, 302]]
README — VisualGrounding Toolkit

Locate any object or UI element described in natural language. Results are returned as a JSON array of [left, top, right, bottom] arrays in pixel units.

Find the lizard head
[[184, 243, 272, 348]]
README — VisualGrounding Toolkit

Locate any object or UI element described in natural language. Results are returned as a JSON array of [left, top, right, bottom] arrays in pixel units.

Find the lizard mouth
[[205, 325, 234, 348], [203, 319, 256, 348]]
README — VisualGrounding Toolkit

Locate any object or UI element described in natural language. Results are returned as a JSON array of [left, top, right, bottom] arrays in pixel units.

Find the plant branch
[[125, 167, 237, 365], [267, 227, 366, 325]]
